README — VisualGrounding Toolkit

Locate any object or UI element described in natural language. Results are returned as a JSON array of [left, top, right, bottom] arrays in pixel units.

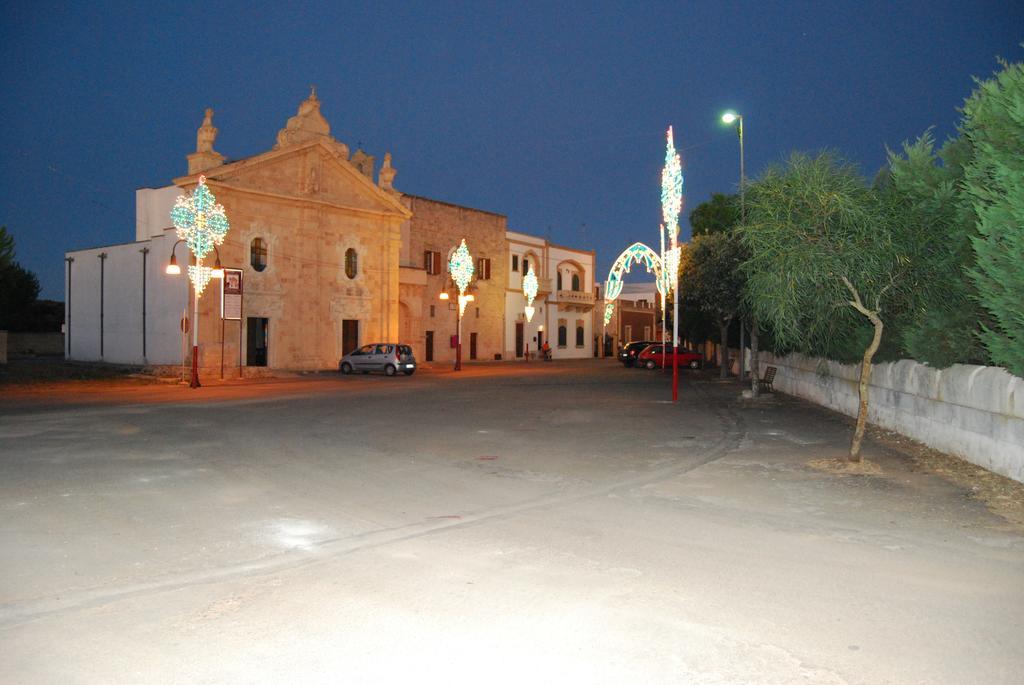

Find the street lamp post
[[722, 111, 757, 395], [168, 175, 229, 388]]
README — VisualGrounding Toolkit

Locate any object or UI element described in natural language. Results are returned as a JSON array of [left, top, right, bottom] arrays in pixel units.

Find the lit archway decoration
[[603, 242, 666, 324]]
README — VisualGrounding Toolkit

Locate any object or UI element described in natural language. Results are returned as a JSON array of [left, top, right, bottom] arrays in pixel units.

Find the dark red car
[[637, 344, 703, 370]]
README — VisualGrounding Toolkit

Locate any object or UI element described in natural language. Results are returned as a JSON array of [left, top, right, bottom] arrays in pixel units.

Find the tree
[[739, 152, 935, 461], [962, 58, 1024, 377], [679, 233, 746, 379], [689, 193, 739, 236], [0, 226, 42, 332], [883, 133, 986, 367]]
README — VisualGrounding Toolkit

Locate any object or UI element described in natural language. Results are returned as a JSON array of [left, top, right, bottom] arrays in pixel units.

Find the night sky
[[2, 2, 1021, 300]]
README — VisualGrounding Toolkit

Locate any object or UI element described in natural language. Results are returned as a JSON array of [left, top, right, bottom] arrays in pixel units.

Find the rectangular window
[[475, 307, 480, 318], [523, 258, 529, 274], [558, 319, 568, 348], [430, 305, 435, 318], [424, 250, 442, 275], [476, 257, 491, 280], [577, 319, 586, 347], [512, 255, 519, 272]]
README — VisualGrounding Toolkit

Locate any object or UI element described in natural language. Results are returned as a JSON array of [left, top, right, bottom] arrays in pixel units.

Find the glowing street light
[[168, 175, 230, 388], [721, 111, 745, 219]]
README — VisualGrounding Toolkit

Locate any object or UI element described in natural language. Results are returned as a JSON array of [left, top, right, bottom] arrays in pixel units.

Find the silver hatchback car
[[339, 343, 417, 376]]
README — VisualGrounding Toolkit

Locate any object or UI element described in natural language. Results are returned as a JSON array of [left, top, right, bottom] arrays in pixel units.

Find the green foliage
[[0, 226, 43, 332], [0, 226, 14, 269], [883, 132, 987, 366], [689, 193, 740, 236], [962, 58, 1024, 376], [738, 152, 910, 356], [679, 233, 747, 329]]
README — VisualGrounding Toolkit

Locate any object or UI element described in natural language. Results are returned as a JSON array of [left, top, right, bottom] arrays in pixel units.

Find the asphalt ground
[[1, 360, 1022, 683]]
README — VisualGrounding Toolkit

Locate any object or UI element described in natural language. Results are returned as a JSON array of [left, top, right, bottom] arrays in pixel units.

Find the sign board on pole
[[222, 269, 242, 320]]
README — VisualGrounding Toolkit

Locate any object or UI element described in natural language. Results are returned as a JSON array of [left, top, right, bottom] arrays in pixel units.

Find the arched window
[[558, 324, 567, 347], [576, 324, 584, 347], [557, 271, 563, 290], [250, 238, 267, 272], [345, 248, 358, 279], [571, 273, 580, 291]]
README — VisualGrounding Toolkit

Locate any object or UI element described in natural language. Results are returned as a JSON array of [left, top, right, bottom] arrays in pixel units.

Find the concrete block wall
[[747, 350, 1024, 484]]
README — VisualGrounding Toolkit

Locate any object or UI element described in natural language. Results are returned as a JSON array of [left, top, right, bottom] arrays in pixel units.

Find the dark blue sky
[[2, 1, 1021, 300]]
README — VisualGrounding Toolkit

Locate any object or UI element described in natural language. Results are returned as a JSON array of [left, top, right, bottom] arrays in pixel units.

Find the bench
[[757, 366, 777, 393]]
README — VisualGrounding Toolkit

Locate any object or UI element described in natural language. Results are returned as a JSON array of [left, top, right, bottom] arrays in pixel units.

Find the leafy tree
[[679, 233, 747, 378], [962, 58, 1024, 376], [689, 193, 740, 236], [0, 226, 42, 332], [883, 133, 986, 367], [739, 152, 939, 461]]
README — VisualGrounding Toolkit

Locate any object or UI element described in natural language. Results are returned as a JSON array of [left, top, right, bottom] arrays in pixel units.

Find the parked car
[[636, 344, 702, 370], [618, 340, 659, 367], [339, 343, 416, 376]]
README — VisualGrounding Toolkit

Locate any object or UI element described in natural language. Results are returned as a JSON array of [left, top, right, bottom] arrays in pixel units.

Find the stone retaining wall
[[745, 351, 1024, 483]]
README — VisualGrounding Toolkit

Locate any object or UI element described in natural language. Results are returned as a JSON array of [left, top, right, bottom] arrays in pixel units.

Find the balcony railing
[[555, 289, 596, 310]]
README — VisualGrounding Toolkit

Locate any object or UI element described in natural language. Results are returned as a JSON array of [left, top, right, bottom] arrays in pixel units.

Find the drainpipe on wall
[[140, 247, 149, 360], [98, 252, 107, 358], [65, 257, 74, 357]]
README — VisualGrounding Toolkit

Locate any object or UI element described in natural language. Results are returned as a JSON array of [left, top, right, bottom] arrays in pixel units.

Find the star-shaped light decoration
[[170, 175, 230, 294], [660, 127, 684, 290], [448, 238, 475, 316], [522, 265, 538, 322]]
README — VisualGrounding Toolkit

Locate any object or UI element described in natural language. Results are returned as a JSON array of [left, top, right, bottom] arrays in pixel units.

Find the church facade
[[63, 91, 594, 373]]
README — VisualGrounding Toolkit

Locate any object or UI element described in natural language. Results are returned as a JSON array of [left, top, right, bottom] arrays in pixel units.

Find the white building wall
[[135, 186, 180, 241], [65, 231, 190, 365], [505, 232, 595, 360]]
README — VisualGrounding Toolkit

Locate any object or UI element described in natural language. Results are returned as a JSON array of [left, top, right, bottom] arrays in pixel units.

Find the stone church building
[[63, 91, 595, 373]]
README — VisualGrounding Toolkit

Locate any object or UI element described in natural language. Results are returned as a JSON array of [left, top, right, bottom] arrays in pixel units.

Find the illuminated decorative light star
[[522, 265, 538, 321], [448, 239, 474, 296], [170, 175, 230, 293], [660, 126, 684, 240]]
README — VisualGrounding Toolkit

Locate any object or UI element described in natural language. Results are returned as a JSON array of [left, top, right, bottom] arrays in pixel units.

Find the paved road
[[1, 361, 1022, 683]]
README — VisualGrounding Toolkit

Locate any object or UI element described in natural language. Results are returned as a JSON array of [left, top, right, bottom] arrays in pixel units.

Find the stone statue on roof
[[275, 86, 336, 150]]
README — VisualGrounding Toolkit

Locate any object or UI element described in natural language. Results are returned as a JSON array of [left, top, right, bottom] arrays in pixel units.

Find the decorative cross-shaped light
[[170, 175, 230, 294], [448, 238, 475, 316], [522, 264, 538, 322], [660, 127, 684, 290]]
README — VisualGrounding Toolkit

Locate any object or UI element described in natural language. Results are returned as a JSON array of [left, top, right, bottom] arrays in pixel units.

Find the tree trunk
[[750, 317, 760, 398], [850, 315, 884, 462], [719, 321, 729, 379]]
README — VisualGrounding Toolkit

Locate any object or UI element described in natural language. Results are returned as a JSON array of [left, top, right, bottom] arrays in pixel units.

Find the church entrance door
[[246, 317, 269, 367], [342, 319, 359, 356]]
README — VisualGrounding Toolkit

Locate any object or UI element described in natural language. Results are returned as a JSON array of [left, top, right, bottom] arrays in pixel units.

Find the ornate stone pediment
[[179, 140, 409, 220], [274, 87, 347, 156]]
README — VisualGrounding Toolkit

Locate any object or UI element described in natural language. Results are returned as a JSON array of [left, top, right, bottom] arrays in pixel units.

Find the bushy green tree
[[689, 193, 740, 236], [962, 58, 1024, 377], [0, 226, 42, 332], [883, 133, 986, 367], [739, 152, 937, 460], [679, 233, 747, 378]]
